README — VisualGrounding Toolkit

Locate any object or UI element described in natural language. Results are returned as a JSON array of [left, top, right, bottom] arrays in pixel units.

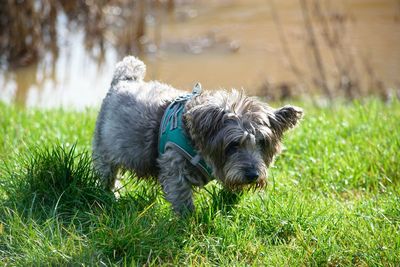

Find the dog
[[92, 56, 303, 214]]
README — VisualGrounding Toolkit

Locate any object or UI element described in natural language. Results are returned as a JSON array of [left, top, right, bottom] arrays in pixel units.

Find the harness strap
[[158, 86, 213, 183]]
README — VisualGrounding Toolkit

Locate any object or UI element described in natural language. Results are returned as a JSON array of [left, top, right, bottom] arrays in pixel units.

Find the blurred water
[[0, 0, 399, 109]]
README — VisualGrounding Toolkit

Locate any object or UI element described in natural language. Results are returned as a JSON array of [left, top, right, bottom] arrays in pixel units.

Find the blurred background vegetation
[[0, 0, 399, 108]]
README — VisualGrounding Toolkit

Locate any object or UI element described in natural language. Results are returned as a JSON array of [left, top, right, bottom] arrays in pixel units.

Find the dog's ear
[[270, 105, 303, 134]]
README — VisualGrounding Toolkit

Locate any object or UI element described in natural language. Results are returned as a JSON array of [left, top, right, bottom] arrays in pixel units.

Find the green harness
[[158, 85, 213, 184]]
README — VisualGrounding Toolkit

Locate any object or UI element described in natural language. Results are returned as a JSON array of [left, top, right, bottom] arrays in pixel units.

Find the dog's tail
[[112, 56, 146, 85]]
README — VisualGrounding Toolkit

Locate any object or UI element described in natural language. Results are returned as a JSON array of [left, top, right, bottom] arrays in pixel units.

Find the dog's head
[[183, 90, 303, 190]]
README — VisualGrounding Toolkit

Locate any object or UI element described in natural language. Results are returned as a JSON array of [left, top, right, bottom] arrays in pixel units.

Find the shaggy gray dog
[[93, 56, 303, 214]]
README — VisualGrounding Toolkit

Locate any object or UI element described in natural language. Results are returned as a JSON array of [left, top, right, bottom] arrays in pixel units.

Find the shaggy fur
[[92, 56, 303, 214]]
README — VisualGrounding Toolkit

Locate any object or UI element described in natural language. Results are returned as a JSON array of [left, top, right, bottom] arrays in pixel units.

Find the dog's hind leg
[[92, 154, 118, 190]]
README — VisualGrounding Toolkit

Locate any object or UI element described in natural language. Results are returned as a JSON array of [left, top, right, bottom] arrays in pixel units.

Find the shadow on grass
[[0, 144, 115, 222]]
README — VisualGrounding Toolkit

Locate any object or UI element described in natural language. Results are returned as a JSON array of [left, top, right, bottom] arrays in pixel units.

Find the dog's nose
[[244, 170, 259, 183]]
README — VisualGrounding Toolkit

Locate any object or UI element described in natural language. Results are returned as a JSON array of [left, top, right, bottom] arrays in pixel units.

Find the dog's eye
[[225, 141, 240, 156], [258, 138, 267, 148]]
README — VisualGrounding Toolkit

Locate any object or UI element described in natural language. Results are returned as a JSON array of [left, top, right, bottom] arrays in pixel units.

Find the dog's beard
[[220, 157, 268, 191]]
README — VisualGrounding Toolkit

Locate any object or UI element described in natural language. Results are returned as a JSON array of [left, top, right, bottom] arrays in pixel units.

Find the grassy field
[[0, 100, 399, 266]]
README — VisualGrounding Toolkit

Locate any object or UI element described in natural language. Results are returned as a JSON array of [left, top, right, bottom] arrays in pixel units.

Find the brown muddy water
[[1, 0, 399, 109]]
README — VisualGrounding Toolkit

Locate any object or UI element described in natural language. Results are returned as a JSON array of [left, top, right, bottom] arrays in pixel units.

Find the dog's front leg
[[158, 150, 195, 215], [158, 171, 194, 215]]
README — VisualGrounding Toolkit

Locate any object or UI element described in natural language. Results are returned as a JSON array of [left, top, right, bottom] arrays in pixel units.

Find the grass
[[0, 99, 399, 266]]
